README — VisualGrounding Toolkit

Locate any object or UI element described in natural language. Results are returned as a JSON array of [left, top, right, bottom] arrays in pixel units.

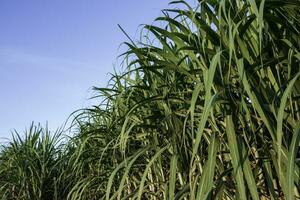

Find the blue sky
[[0, 0, 172, 139]]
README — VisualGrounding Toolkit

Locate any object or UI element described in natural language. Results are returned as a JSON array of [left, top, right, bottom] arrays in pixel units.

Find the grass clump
[[1, 0, 300, 199], [0, 124, 67, 199]]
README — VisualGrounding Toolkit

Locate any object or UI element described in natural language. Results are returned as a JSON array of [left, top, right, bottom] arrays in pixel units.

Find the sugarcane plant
[[0, 0, 300, 199], [0, 124, 68, 200]]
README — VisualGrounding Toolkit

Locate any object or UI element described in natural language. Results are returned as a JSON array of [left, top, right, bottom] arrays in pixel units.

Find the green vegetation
[[1, 0, 300, 199]]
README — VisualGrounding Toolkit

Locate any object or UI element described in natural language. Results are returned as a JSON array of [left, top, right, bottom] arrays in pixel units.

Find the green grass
[[0, 124, 67, 199], [1, 0, 300, 199]]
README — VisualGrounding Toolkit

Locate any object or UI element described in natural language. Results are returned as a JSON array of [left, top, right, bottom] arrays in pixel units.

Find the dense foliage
[[1, 0, 300, 199]]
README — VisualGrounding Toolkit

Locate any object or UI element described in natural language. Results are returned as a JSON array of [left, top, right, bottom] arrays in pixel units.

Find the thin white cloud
[[0, 46, 102, 73]]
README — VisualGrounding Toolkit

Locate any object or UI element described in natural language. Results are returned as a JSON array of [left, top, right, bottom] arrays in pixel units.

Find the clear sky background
[[0, 0, 174, 139]]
